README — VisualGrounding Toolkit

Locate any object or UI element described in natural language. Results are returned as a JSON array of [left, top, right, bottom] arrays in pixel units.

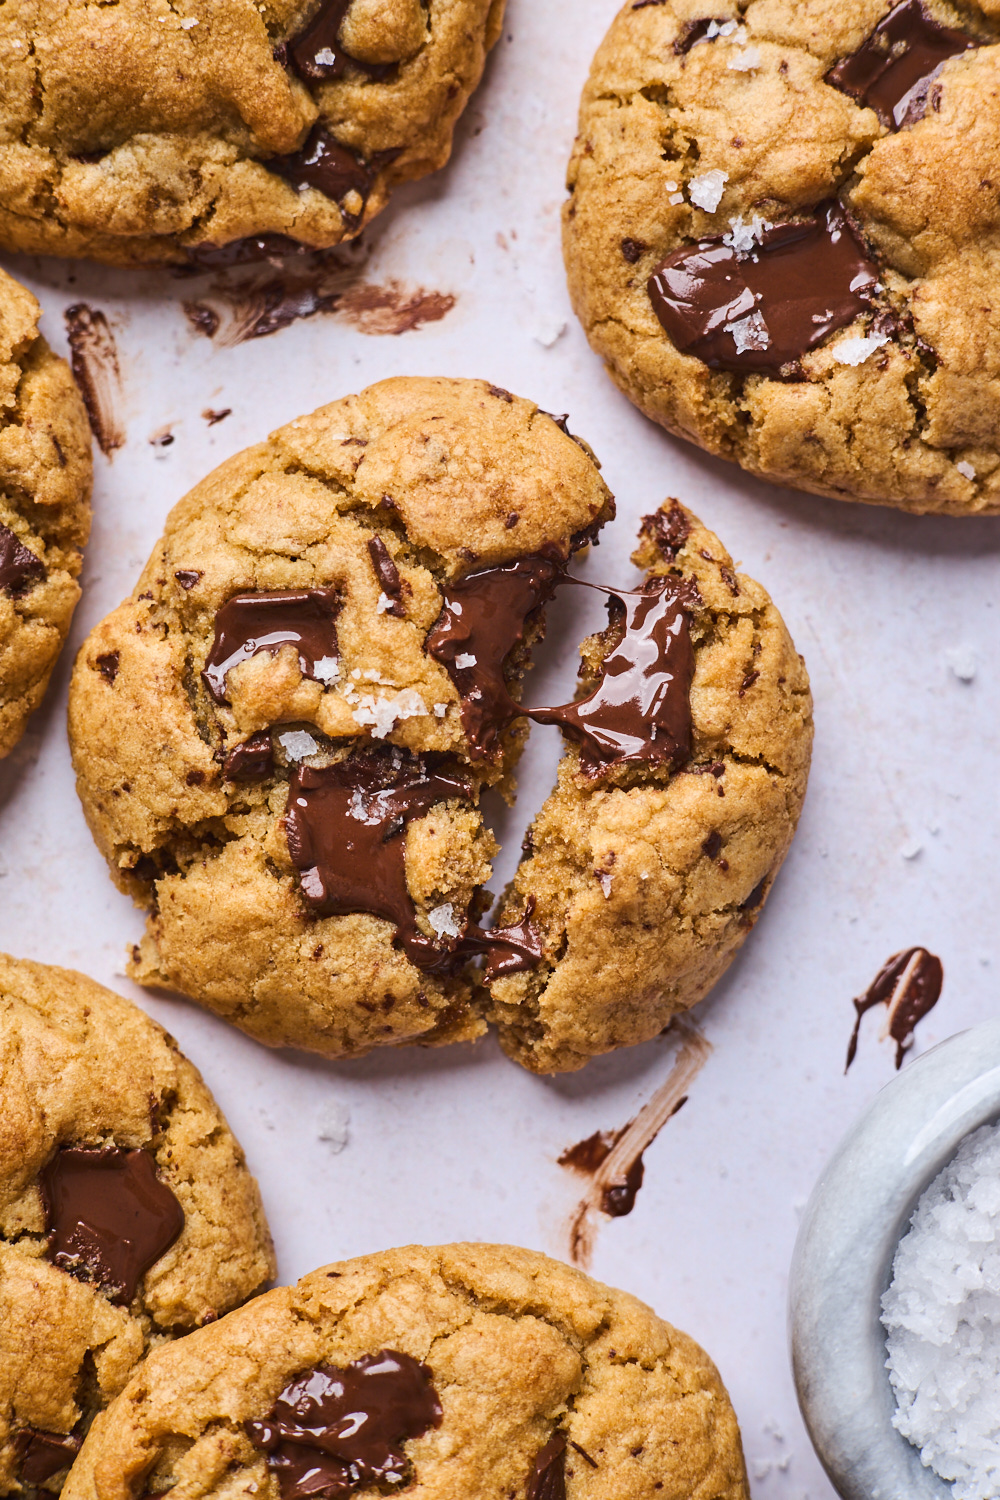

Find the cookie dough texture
[[0, 953, 275, 1496], [68, 376, 614, 1059], [488, 502, 812, 1074], [0, 0, 503, 265], [563, 0, 1000, 514], [0, 269, 92, 757], [62, 1242, 749, 1500]]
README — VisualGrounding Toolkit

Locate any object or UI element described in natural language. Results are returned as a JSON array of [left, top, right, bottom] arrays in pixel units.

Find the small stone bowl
[[789, 1020, 1000, 1500]]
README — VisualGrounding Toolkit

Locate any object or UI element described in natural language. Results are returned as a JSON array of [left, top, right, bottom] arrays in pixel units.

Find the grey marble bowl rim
[[788, 1020, 1000, 1500]]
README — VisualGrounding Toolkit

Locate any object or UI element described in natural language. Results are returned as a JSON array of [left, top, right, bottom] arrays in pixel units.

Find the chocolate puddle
[[202, 588, 341, 703], [0, 523, 45, 596], [40, 1146, 185, 1304], [827, 0, 977, 129], [647, 200, 880, 377], [248, 1349, 441, 1500], [64, 303, 125, 457], [845, 947, 944, 1071], [562, 1020, 712, 1267], [14, 1429, 82, 1485], [527, 1434, 567, 1500]]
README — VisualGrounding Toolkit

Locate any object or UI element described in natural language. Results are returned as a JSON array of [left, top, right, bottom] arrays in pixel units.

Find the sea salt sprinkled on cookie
[[728, 45, 760, 71], [833, 332, 890, 366], [725, 310, 770, 353], [956, 461, 976, 480], [724, 215, 773, 256], [688, 169, 728, 212], [352, 688, 428, 738], [428, 903, 462, 938], [277, 729, 320, 760]]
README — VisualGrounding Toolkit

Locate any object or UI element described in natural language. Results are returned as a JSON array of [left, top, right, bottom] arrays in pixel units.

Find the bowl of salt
[[789, 1019, 1000, 1500]]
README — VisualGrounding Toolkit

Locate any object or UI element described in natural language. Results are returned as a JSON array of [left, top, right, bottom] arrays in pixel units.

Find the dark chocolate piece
[[674, 16, 728, 52], [266, 129, 383, 215], [527, 1434, 567, 1500], [528, 579, 694, 776], [827, 0, 977, 129], [845, 947, 944, 1071], [602, 1157, 645, 1217], [174, 569, 202, 589], [223, 731, 275, 783], [639, 502, 690, 560], [425, 553, 566, 760], [284, 750, 473, 971], [0, 523, 44, 597], [647, 200, 879, 377], [368, 535, 405, 617], [287, 0, 351, 79], [456, 898, 545, 982], [40, 1147, 185, 1305], [95, 651, 119, 684], [14, 1429, 82, 1484], [202, 587, 341, 703], [247, 1349, 441, 1500]]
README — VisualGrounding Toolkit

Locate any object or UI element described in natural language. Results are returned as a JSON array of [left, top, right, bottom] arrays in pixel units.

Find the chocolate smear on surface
[[527, 1434, 567, 1500], [284, 750, 474, 971], [223, 731, 275, 783], [335, 281, 456, 336], [368, 535, 405, 616], [647, 200, 879, 377], [0, 523, 44, 596], [845, 947, 944, 1071], [64, 304, 125, 458], [40, 1147, 185, 1304], [202, 587, 341, 703], [827, 0, 977, 129], [247, 1348, 441, 1500], [562, 1019, 711, 1267], [14, 1428, 82, 1484], [426, 552, 566, 760], [528, 578, 695, 776]]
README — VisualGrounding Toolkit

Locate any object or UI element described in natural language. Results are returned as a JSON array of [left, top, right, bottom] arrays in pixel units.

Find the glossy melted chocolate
[[266, 128, 383, 213], [457, 898, 546, 982], [647, 201, 879, 376], [827, 0, 977, 129], [223, 730, 275, 783], [527, 1434, 567, 1500], [40, 1147, 185, 1304], [283, 750, 473, 970], [14, 1429, 82, 1485], [845, 946, 944, 1070], [528, 579, 695, 776], [425, 553, 566, 759], [202, 587, 341, 703], [0, 523, 44, 596], [247, 1349, 441, 1500], [285, 0, 396, 81]]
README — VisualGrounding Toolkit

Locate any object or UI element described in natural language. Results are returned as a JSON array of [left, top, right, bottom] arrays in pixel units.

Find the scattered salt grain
[[433, 703, 448, 717], [313, 655, 340, 684], [314, 46, 336, 65], [428, 903, 461, 939], [352, 687, 427, 738], [833, 332, 889, 366], [883, 1120, 1000, 1500], [376, 592, 394, 614], [725, 309, 770, 353], [705, 19, 739, 38], [669, 191, 685, 205], [277, 729, 319, 761], [688, 169, 728, 213], [728, 45, 760, 71], [455, 653, 477, 669], [317, 1100, 350, 1153], [946, 646, 976, 683], [179, 16, 198, 27], [900, 837, 924, 860], [956, 460, 977, 481], [723, 214, 773, 255]]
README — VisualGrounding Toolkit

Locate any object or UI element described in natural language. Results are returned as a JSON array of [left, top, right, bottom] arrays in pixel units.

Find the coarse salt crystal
[[832, 332, 889, 366], [688, 168, 728, 213], [376, 592, 394, 614], [725, 309, 770, 353], [946, 646, 976, 682], [313, 655, 340, 684], [455, 653, 477, 669], [352, 688, 427, 738], [723, 214, 773, 255], [433, 703, 448, 717], [314, 46, 336, 64], [669, 192, 685, 205], [728, 45, 760, 71], [956, 460, 976, 480], [428, 902, 461, 939], [277, 729, 319, 761], [179, 16, 198, 27]]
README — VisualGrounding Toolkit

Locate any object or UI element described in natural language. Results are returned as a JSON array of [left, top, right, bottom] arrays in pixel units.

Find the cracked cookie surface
[[61, 1242, 750, 1500], [0, 0, 503, 265], [0, 952, 275, 1497], [487, 501, 812, 1074], [0, 268, 92, 758], [563, 0, 1000, 515], [67, 377, 614, 1058]]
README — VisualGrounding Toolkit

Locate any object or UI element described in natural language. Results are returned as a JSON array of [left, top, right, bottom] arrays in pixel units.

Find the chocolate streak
[[247, 1350, 441, 1500], [202, 588, 341, 703], [40, 1147, 185, 1304], [527, 1434, 567, 1500], [14, 1429, 82, 1485], [845, 946, 944, 1071], [827, 0, 977, 129], [647, 200, 879, 377], [368, 535, 405, 616], [0, 523, 45, 596]]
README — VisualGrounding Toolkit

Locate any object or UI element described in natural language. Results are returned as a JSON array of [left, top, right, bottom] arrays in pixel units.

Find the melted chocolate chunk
[[368, 536, 405, 617], [602, 1156, 645, 1217], [14, 1428, 82, 1484], [527, 1434, 567, 1500], [0, 523, 45, 597], [425, 553, 566, 760], [202, 588, 341, 703], [284, 0, 397, 81], [674, 16, 728, 53], [845, 946, 944, 1070], [40, 1147, 185, 1305], [827, 1, 977, 129], [528, 579, 694, 776], [456, 898, 545, 982], [95, 651, 119, 685], [247, 1349, 441, 1500], [223, 730, 275, 783], [647, 200, 879, 377], [266, 130, 392, 216], [174, 569, 202, 589], [639, 502, 690, 560], [284, 751, 473, 970]]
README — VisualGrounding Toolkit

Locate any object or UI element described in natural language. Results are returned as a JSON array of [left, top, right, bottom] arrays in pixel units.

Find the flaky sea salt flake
[[833, 332, 889, 366], [728, 44, 760, 71], [277, 729, 319, 761], [428, 903, 461, 939], [688, 168, 728, 213], [725, 309, 770, 353], [956, 460, 976, 480]]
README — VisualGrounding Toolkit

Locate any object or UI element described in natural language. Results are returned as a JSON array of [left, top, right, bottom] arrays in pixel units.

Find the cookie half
[[0, 0, 503, 266], [0, 269, 92, 758], [563, 0, 1000, 514], [68, 377, 614, 1057], [486, 501, 813, 1074], [0, 953, 275, 1496], [61, 1243, 749, 1500]]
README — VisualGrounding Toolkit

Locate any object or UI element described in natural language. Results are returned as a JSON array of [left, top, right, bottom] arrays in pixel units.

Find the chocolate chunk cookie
[[60, 1243, 750, 1500], [0, 0, 503, 266], [486, 500, 812, 1073], [564, 0, 1000, 515], [0, 952, 275, 1496], [0, 269, 91, 758], [68, 377, 614, 1058]]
